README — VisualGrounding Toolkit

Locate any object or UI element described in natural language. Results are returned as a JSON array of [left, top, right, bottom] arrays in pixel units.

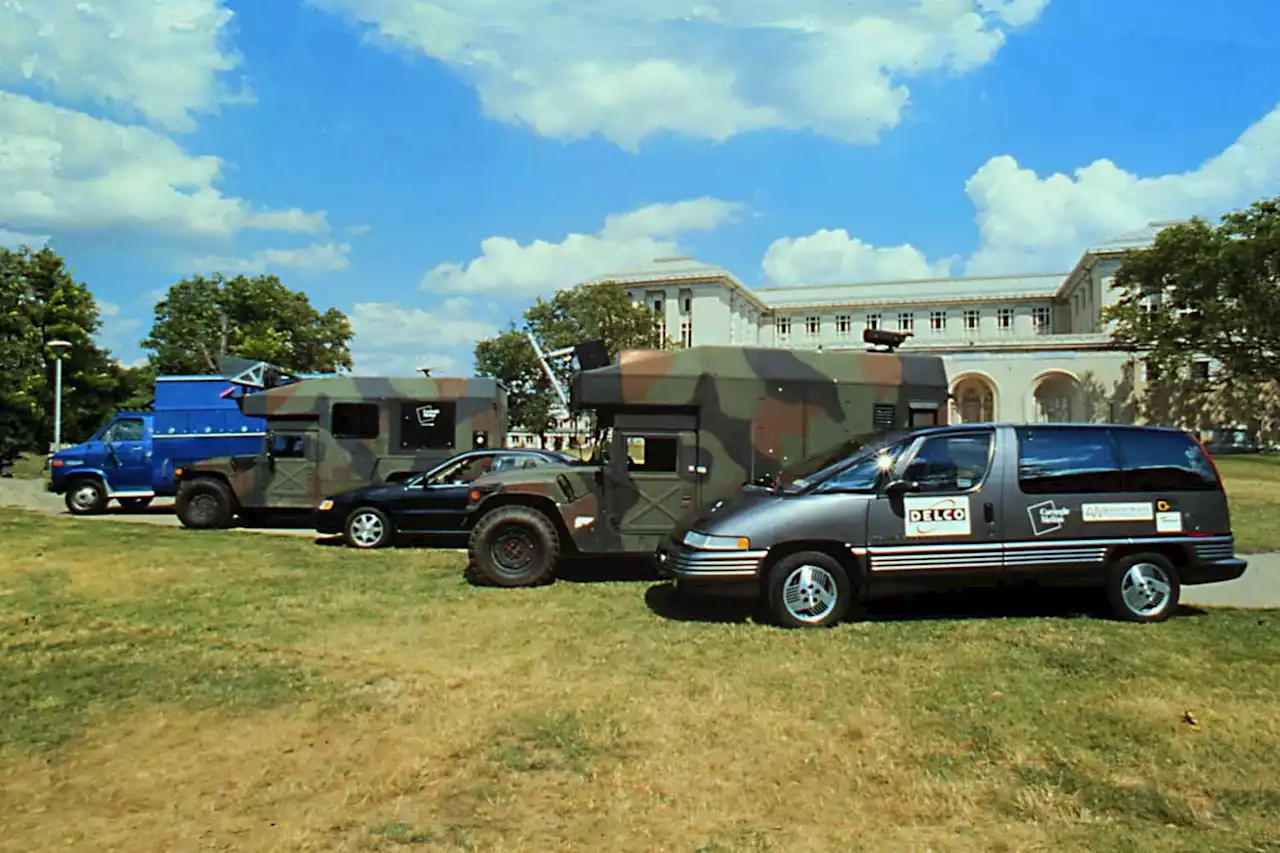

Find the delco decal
[[415, 405, 439, 427], [904, 496, 971, 537]]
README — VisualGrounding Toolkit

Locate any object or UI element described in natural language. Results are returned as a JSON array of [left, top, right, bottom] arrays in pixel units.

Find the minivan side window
[[1016, 426, 1124, 493], [902, 431, 993, 493], [1111, 428, 1220, 491]]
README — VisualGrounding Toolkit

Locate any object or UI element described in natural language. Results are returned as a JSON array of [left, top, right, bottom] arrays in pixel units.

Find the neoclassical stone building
[[593, 224, 1200, 426]]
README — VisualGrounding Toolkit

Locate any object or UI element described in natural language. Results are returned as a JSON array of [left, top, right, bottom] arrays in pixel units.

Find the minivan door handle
[[984, 502, 994, 524]]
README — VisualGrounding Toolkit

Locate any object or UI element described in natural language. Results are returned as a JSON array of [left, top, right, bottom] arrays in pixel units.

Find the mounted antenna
[[525, 335, 610, 419], [216, 356, 301, 398], [863, 327, 911, 353], [526, 333, 573, 414]]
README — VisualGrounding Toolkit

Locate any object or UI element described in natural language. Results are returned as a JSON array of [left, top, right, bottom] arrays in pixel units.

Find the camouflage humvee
[[174, 359, 507, 529], [460, 340, 949, 586]]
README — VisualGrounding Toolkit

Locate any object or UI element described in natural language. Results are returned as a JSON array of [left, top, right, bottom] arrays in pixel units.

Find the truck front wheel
[[176, 479, 234, 530], [65, 478, 107, 516], [467, 505, 561, 587]]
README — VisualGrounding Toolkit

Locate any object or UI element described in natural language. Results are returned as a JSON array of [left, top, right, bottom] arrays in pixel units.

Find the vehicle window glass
[[909, 407, 938, 428], [1016, 427, 1123, 493], [333, 403, 379, 439], [399, 400, 457, 450], [269, 433, 306, 458], [819, 452, 894, 492], [1111, 428, 1219, 491], [105, 419, 144, 442], [904, 432, 992, 493], [625, 435, 679, 473]]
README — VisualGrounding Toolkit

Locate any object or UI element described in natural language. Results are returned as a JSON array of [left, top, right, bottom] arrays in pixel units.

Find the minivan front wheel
[[1106, 552, 1180, 623], [765, 550, 853, 628]]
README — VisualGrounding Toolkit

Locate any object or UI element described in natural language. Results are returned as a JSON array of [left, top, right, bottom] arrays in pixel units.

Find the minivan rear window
[[1111, 428, 1220, 492], [1015, 426, 1124, 493]]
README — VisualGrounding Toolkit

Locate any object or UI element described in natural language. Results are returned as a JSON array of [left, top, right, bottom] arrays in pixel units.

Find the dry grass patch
[[3, 510, 1280, 852]]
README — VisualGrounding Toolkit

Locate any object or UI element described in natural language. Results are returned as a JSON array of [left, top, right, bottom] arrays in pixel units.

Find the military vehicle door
[[263, 429, 320, 507], [605, 428, 699, 543], [864, 426, 1004, 584]]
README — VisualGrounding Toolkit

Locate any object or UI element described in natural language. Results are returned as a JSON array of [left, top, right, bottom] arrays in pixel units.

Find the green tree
[[143, 273, 354, 375], [0, 249, 43, 465], [1104, 197, 1280, 381], [473, 281, 671, 432]]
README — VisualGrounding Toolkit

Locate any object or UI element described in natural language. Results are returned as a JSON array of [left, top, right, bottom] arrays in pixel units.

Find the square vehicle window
[[104, 419, 144, 442], [400, 401, 457, 450], [1111, 427, 1219, 491], [903, 432, 993, 492], [624, 435, 679, 473], [269, 433, 306, 458], [333, 403, 379, 439], [1016, 427, 1123, 493]]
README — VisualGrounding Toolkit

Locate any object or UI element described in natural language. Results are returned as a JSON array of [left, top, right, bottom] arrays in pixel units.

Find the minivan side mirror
[[884, 478, 919, 497]]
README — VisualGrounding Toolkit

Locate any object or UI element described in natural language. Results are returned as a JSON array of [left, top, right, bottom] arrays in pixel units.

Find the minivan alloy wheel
[[1119, 561, 1173, 617], [781, 564, 840, 623]]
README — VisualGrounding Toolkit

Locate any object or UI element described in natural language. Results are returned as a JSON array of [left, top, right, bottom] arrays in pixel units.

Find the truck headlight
[[317, 499, 334, 511], [683, 531, 750, 550]]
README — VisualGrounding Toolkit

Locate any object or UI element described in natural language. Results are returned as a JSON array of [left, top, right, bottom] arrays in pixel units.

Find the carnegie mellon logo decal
[[904, 495, 972, 537]]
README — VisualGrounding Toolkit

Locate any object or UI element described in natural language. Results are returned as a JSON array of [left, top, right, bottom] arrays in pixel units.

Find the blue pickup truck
[[47, 374, 270, 515]]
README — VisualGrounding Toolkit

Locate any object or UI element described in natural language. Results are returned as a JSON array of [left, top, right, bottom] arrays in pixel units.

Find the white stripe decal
[[862, 535, 1227, 572], [152, 432, 266, 439]]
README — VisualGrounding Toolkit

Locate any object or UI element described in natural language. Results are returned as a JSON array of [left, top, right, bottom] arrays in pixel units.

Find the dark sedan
[[315, 448, 582, 548]]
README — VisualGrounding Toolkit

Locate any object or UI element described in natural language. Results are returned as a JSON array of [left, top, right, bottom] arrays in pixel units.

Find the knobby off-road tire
[[175, 478, 234, 530], [1106, 551, 1181, 623], [64, 478, 108, 515], [467, 505, 561, 587], [765, 550, 854, 629], [344, 506, 392, 549]]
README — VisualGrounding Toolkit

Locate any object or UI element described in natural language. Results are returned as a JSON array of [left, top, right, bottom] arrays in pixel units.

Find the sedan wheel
[[345, 507, 391, 549]]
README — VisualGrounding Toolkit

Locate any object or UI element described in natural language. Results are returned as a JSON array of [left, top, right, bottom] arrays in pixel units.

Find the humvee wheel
[[65, 478, 107, 516], [765, 550, 853, 629], [468, 505, 560, 587], [344, 506, 391, 549], [176, 478, 234, 530]]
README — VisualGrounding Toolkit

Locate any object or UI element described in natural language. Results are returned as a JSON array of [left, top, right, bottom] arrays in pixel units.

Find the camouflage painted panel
[[240, 376, 506, 418]]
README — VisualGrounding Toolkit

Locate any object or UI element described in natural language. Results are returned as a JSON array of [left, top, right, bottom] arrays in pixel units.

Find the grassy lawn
[[4, 453, 48, 481], [1216, 454, 1280, 552], [3, 511, 1280, 852]]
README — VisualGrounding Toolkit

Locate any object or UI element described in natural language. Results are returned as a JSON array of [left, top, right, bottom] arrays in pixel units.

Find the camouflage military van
[[174, 374, 507, 529], [459, 342, 950, 587]]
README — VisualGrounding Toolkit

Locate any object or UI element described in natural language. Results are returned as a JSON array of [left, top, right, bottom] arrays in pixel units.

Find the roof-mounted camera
[[864, 327, 912, 353]]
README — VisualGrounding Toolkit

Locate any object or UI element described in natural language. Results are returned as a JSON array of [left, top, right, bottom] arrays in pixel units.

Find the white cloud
[[345, 224, 373, 236], [0, 0, 249, 133], [189, 242, 352, 275], [311, 0, 1048, 150], [762, 101, 1280, 282], [0, 92, 327, 239], [762, 228, 956, 284], [349, 296, 497, 376], [0, 227, 48, 249], [421, 197, 742, 295]]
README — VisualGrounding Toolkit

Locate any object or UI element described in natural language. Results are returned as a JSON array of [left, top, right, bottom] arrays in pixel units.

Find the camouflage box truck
[[173, 359, 508, 529], [460, 335, 949, 587]]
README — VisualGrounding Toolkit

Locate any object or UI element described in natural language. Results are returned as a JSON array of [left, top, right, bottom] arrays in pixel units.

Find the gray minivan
[[655, 422, 1247, 628]]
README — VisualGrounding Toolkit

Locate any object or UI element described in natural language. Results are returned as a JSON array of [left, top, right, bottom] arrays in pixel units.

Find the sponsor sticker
[[415, 405, 440, 427], [1155, 511, 1183, 533], [1027, 500, 1070, 536], [1081, 502, 1154, 522], [904, 496, 971, 537]]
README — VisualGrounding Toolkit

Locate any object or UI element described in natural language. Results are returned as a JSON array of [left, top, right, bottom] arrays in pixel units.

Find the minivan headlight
[[683, 531, 751, 550]]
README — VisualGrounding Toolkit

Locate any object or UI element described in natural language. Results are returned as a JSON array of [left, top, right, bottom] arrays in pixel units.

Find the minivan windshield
[[773, 432, 906, 495]]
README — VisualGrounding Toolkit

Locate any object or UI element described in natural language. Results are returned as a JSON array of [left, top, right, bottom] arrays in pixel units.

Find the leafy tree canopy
[[474, 281, 671, 433], [1104, 197, 1280, 381], [143, 273, 354, 375]]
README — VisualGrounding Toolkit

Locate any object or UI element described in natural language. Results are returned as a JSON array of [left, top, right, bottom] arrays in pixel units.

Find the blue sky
[[2, 0, 1278, 376]]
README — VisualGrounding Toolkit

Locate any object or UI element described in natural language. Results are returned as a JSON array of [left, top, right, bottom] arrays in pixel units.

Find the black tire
[[1106, 552, 1180, 623], [467, 505, 561, 587], [175, 478, 234, 530], [765, 550, 854, 629], [117, 497, 153, 512], [343, 506, 392, 549], [64, 478, 108, 515]]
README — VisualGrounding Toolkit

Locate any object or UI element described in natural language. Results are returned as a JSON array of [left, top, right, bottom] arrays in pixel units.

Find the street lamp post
[[48, 340, 72, 450]]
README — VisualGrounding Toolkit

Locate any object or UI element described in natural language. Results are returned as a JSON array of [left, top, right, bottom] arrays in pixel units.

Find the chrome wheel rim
[[71, 484, 99, 510], [1120, 562, 1173, 616], [349, 512, 385, 547], [781, 564, 840, 623]]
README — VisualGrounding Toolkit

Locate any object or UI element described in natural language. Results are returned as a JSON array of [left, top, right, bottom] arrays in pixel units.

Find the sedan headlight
[[683, 531, 750, 550], [317, 499, 334, 511]]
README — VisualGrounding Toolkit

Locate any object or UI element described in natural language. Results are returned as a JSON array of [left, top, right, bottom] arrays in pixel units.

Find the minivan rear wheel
[[1106, 552, 1180, 623], [765, 550, 853, 628]]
